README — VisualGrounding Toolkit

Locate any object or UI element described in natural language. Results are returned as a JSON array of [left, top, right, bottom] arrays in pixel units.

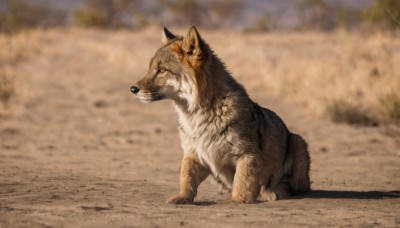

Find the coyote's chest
[[177, 109, 237, 188], [194, 132, 236, 189]]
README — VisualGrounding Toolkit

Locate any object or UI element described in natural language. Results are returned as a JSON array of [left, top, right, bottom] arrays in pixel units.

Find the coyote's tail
[[287, 133, 311, 194]]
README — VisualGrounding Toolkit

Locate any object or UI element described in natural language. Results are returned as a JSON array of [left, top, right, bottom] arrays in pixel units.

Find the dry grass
[[1, 28, 399, 125], [248, 31, 400, 125], [0, 30, 42, 112], [204, 30, 400, 125]]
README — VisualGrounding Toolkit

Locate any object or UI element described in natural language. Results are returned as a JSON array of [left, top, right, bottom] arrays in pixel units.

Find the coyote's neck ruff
[[131, 27, 310, 204]]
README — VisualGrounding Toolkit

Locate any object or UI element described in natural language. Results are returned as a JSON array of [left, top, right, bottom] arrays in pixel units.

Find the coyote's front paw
[[259, 190, 277, 201], [166, 194, 194, 204]]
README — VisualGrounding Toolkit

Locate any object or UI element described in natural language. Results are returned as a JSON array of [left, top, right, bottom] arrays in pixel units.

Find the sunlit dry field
[[0, 27, 399, 227]]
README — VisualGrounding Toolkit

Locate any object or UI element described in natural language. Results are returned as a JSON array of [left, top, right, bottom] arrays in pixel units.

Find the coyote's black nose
[[130, 86, 139, 94]]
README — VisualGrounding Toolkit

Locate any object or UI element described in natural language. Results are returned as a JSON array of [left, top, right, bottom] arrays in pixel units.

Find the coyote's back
[[130, 26, 310, 204]]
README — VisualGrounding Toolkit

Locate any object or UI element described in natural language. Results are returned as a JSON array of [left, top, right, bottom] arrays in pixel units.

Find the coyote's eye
[[158, 67, 166, 73]]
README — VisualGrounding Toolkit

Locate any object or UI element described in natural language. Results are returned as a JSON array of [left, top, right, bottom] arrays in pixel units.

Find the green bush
[[75, 8, 110, 28], [0, 0, 51, 33], [75, 0, 140, 29], [364, 0, 400, 30]]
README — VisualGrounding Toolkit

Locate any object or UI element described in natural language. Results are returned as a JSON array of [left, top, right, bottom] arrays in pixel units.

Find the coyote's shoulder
[[131, 26, 310, 204]]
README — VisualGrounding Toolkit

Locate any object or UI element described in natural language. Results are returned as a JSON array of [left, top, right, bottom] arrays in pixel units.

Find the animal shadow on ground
[[191, 190, 400, 205], [295, 190, 400, 199], [192, 201, 217, 206]]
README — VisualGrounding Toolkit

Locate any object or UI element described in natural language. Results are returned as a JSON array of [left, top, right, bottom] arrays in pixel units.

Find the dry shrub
[[0, 72, 15, 108], [0, 40, 28, 64], [326, 100, 378, 126], [0, 30, 39, 64], [380, 91, 400, 121]]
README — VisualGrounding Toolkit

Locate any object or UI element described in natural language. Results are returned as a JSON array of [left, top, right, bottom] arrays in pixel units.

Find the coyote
[[130, 26, 310, 204]]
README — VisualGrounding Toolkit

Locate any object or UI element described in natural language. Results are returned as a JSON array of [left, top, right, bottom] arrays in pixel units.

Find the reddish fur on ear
[[171, 38, 209, 106], [182, 27, 209, 71]]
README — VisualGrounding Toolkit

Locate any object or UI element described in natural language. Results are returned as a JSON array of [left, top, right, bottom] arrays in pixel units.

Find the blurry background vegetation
[[0, 0, 399, 33], [0, 0, 399, 125]]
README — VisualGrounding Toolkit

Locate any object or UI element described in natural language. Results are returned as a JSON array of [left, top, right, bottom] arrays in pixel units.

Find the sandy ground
[[0, 28, 399, 227]]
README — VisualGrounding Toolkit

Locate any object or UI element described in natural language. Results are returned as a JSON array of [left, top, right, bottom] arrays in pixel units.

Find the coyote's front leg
[[166, 152, 209, 204], [232, 155, 260, 203]]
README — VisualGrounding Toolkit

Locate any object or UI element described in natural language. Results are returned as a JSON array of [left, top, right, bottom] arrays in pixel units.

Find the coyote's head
[[130, 26, 213, 109]]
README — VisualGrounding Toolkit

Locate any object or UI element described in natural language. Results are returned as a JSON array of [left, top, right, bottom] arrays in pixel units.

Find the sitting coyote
[[130, 26, 310, 204]]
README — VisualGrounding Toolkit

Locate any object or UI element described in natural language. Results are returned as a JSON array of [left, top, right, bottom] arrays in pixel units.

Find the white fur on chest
[[175, 106, 235, 188]]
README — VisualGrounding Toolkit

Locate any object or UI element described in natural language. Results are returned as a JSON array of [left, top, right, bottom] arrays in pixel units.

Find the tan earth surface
[[0, 28, 399, 227]]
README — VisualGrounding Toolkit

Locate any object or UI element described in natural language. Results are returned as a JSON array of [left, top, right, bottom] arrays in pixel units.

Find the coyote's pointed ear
[[182, 26, 205, 57], [162, 27, 176, 44]]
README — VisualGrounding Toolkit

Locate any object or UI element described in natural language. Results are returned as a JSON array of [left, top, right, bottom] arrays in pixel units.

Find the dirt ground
[[0, 28, 399, 227]]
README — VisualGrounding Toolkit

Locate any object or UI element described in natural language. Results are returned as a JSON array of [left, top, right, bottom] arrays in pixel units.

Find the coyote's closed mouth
[[130, 86, 164, 103]]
